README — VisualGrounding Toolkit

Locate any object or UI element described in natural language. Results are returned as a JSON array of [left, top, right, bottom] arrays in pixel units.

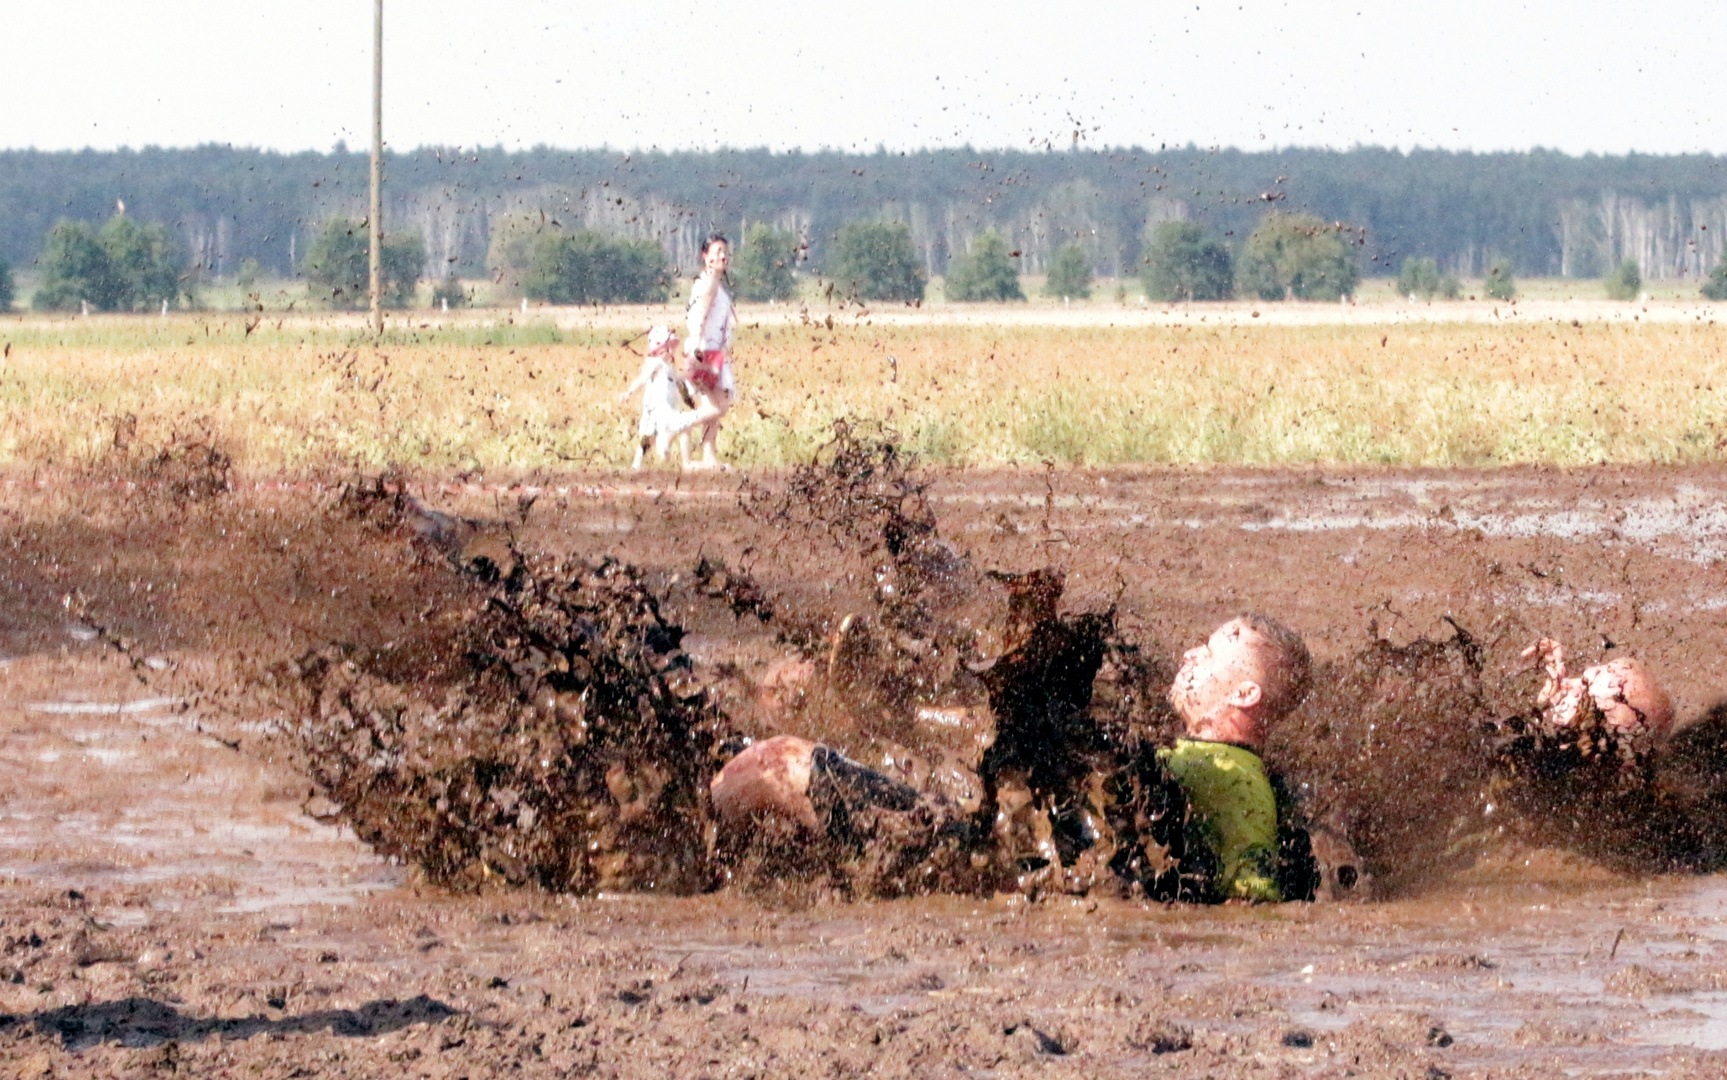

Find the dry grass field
[[2, 307, 1726, 472]]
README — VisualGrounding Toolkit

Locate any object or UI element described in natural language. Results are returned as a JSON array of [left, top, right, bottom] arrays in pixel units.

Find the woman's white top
[[637, 357, 684, 437], [686, 274, 735, 352]]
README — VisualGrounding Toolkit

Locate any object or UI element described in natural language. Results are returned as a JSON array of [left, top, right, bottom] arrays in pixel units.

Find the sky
[[4, 1, 1721, 156]]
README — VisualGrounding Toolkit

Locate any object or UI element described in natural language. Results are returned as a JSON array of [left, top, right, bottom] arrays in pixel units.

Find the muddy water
[[0, 655, 402, 912], [6, 467, 1727, 1075]]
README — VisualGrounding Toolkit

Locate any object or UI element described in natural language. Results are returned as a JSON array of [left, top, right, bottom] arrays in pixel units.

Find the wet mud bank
[[9, 461, 1727, 1072]]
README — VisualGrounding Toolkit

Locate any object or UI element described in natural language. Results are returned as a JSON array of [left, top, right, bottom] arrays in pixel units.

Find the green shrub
[[827, 221, 925, 303], [945, 229, 1024, 302], [1396, 256, 1460, 300], [302, 218, 426, 309], [1043, 242, 1094, 299], [0, 257, 14, 310], [732, 223, 800, 302], [522, 228, 668, 305], [1142, 221, 1233, 301], [484, 213, 543, 298], [1704, 260, 1727, 301], [1236, 212, 1359, 301], [1603, 258, 1641, 301], [33, 213, 185, 312], [33, 221, 116, 311], [1483, 258, 1517, 301], [99, 215, 182, 309]]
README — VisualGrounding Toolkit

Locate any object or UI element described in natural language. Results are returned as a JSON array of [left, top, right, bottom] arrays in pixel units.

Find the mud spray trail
[[10, 447, 1727, 1074]]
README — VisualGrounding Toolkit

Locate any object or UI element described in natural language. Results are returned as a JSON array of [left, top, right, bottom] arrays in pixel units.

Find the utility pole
[[369, 0, 384, 336]]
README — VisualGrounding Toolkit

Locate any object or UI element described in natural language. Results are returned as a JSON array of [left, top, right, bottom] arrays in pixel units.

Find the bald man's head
[[1171, 614, 1311, 748]]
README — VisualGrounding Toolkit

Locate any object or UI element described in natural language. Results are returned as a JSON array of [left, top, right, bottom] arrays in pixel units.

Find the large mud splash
[[275, 484, 729, 894], [1265, 623, 1492, 896], [1479, 688, 1727, 875], [242, 431, 1727, 903], [741, 420, 992, 739]]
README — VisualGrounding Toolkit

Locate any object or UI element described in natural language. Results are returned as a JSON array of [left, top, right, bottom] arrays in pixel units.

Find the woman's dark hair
[[701, 232, 730, 256]]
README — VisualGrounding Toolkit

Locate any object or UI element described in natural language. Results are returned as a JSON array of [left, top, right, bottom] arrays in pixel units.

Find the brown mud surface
[[8, 463, 1727, 1074]]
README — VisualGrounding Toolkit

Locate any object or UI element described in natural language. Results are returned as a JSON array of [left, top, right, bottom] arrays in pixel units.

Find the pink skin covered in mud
[[709, 735, 819, 831], [1524, 637, 1675, 738]]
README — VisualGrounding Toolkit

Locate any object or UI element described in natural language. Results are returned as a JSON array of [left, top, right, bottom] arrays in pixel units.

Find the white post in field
[[368, 0, 384, 336]]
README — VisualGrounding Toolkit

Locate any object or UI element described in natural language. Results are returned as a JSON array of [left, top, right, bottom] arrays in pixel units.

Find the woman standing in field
[[668, 233, 736, 469]]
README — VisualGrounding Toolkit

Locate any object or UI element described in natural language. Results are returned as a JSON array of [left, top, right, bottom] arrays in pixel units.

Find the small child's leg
[[698, 417, 722, 466], [632, 436, 649, 470], [675, 430, 690, 468]]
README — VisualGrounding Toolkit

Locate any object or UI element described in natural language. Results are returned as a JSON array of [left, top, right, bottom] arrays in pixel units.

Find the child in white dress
[[618, 326, 689, 470]]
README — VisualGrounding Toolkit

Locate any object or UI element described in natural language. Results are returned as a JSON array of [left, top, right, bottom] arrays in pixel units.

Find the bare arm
[[1522, 637, 1569, 707], [618, 356, 656, 404], [686, 274, 716, 356]]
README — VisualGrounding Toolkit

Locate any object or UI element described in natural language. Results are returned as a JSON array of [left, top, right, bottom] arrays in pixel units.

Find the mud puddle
[[6, 466, 1727, 1074], [0, 653, 402, 915]]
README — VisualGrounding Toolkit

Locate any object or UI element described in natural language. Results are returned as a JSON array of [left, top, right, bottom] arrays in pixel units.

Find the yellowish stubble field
[[2, 314, 1726, 474]]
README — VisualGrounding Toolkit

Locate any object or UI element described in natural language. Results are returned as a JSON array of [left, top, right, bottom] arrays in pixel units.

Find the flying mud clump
[[278, 483, 730, 894], [741, 419, 991, 745], [100, 413, 234, 501]]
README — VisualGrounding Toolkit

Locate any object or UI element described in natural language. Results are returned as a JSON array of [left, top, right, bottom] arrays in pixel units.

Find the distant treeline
[[2, 145, 1725, 283]]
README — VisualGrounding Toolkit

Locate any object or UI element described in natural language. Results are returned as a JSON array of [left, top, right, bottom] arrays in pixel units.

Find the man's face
[[1170, 618, 1266, 729]]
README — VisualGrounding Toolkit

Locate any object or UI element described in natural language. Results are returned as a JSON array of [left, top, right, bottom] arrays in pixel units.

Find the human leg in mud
[[709, 735, 957, 892]]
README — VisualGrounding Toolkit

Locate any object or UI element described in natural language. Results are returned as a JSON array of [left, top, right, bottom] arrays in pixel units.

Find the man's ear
[[1227, 680, 1264, 709]]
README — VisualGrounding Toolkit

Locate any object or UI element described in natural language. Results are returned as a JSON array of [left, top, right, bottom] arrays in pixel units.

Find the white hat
[[646, 326, 677, 353]]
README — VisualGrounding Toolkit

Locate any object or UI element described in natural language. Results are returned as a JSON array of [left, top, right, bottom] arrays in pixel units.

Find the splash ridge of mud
[[278, 488, 730, 895]]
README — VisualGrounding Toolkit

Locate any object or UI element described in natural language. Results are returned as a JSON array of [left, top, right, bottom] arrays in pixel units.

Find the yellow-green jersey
[[1157, 738, 1282, 902]]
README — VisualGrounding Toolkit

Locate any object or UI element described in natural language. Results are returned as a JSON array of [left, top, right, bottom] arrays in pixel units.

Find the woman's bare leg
[[682, 390, 733, 469]]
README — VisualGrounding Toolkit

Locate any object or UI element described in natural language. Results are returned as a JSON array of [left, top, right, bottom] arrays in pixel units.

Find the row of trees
[[12, 145, 1727, 288], [16, 211, 673, 311], [14, 210, 1727, 310], [819, 212, 1369, 305]]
